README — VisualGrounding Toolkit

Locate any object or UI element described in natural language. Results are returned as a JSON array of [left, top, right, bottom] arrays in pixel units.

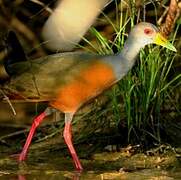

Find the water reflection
[[16, 162, 82, 180], [3, 167, 181, 180], [0, 150, 180, 180], [18, 175, 26, 180], [17, 172, 81, 180]]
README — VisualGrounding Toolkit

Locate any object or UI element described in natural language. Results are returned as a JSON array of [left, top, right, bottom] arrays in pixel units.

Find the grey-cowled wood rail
[[2, 22, 176, 171]]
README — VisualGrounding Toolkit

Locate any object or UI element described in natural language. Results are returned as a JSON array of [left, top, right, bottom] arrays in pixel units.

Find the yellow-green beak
[[154, 33, 177, 52]]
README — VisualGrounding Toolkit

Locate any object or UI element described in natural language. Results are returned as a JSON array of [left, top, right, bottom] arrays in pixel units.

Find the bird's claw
[[10, 153, 26, 162]]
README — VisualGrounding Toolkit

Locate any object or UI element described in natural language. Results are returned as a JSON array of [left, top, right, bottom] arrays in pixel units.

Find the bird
[[2, 22, 176, 171]]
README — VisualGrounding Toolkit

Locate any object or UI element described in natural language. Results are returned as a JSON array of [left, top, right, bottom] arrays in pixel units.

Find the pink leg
[[18, 108, 52, 161], [18, 175, 26, 180], [63, 113, 83, 171]]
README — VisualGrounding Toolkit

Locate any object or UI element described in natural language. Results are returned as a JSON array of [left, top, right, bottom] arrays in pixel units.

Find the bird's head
[[130, 22, 177, 52]]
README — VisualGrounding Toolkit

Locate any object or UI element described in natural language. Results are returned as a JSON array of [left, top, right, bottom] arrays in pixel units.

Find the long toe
[[10, 153, 25, 162]]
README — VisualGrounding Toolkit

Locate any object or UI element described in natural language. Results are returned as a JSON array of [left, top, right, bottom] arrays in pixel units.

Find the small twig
[[157, 7, 169, 25], [35, 129, 60, 143], [0, 89, 16, 116], [10, 17, 46, 57], [0, 139, 11, 147], [143, 2, 146, 22], [0, 129, 29, 141], [30, 0, 53, 14]]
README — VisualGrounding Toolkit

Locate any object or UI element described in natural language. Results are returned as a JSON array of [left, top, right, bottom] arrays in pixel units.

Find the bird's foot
[[72, 154, 83, 172], [10, 152, 26, 162], [76, 166, 83, 173]]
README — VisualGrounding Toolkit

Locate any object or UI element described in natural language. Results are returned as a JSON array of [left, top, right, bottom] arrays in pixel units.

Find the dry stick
[[10, 17, 42, 97], [143, 2, 146, 22], [0, 129, 29, 141], [10, 17, 46, 57], [0, 89, 16, 116], [30, 0, 53, 13], [160, 0, 181, 37], [157, 7, 169, 25]]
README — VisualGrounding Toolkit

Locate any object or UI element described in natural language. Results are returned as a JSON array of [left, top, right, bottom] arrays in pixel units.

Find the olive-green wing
[[3, 52, 100, 101]]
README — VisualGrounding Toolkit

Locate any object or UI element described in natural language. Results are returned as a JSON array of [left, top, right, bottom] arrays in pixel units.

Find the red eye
[[144, 28, 153, 35]]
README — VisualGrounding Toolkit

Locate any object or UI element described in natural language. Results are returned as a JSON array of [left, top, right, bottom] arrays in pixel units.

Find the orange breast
[[50, 61, 115, 112]]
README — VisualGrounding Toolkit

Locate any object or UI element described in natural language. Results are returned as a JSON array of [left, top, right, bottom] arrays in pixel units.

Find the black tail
[[4, 31, 27, 75]]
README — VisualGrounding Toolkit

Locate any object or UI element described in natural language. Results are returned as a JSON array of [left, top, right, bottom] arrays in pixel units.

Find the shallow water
[[1, 166, 181, 180], [0, 148, 180, 180], [0, 111, 180, 180]]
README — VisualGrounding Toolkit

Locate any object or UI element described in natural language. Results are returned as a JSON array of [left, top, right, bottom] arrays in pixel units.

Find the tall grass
[[83, 0, 180, 145], [120, 46, 180, 143]]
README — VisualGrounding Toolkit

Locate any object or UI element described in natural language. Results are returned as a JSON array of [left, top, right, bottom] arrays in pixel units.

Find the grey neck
[[119, 36, 142, 65], [103, 34, 143, 81]]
